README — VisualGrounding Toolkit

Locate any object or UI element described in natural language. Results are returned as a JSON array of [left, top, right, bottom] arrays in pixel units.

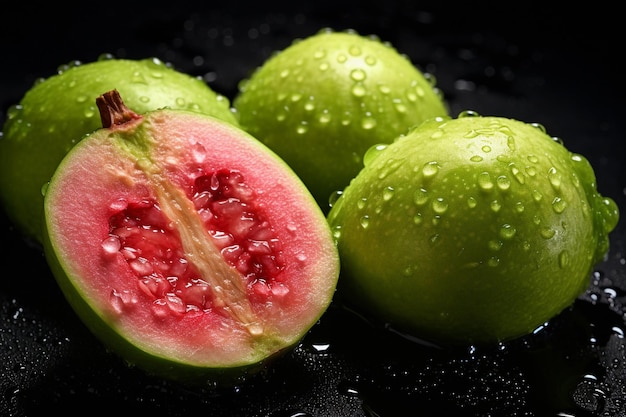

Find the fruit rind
[[234, 28, 448, 211], [328, 114, 619, 345], [1, 57, 238, 244]]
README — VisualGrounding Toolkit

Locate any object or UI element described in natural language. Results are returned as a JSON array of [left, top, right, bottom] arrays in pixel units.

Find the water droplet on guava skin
[[540, 227, 556, 239], [330, 223, 343, 238], [413, 188, 429, 206], [552, 196, 567, 213], [382, 186, 395, 201], [422, 161, 439, 179], [360, 215, 370, 229], [548, 167, 562, 189], [496, 175, 511, 191], [328, 190, 343, 208], [499, 224, 516, 239], [477, 172, 494, 191], [558, 250, 570, 268], [470, 155, 483, 162], [432, 197, 448, 214], [361, 115, 376, 130], [430, 130, 443, 139], [490, 200, 502, 212], [510, 165, 525, 184], [458, 110, 480, 118], [467, 196, 477, 208], [487, 256, 500, 267], [488, 239, 503, 251]]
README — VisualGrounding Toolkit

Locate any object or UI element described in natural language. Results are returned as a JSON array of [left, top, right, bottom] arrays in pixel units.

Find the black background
[[1, 1, 625, 416]]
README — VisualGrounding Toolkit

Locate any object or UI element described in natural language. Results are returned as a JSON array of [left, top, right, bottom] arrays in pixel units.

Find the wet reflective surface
[[1, 2, 624, 416]]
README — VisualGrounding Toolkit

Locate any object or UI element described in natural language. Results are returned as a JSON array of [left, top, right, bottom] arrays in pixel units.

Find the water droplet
[[482, 145, 492, 153], [467, 196, 477, 208], [336, 54, 347, 63], [357, 197, 368, 209], [363, 144, 387, 166], [413, 212, 423, 224], [192, 141, 207, 163], [499, 224, 517, 239], [510, 166, 525, 184], [365, 55, 377, 65], [470, 155, 483, 162], [430, 130, 443, 139], [376, 187, 392, 202], [552, 197, 567, 213], [507, 136, 516, 151], [350, 68, 366, 81], [477, 172, 494, 191], [530, 122, 547, 133], [487, 256, 500, 267], [490, 200, 502, 212], [332, 226, 342, 241], [414, 188, 429, 206], [527, 155, 539, 164], [488, 240, 503, 251], [102, 235, 121, 254], [558, 250, 569, 268], [349, 45, 362, 56], [548, 167, 562, 189], [496, 175, 511, 191], [532, 190, 543, 202], [360, 215, 370, 229], [318, 110, 331, 124], [296, 123, 308, 134], [540, 227, 556, 239], [361, 115, 376, 130], [458, 110, 480, 118], [515, 201, 525, 213], [422, 161, 439, 178], [351, 84, 366, 97], [432, 197, 448, 214]]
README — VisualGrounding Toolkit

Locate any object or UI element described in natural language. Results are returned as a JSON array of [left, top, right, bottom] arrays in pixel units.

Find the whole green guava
[[328, 113, 619, 345], [234, 28, 448, 212], [0, 56, 238, 244]]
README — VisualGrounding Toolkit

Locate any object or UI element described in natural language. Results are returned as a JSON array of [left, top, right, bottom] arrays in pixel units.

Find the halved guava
[[43, 90, 340, 383]]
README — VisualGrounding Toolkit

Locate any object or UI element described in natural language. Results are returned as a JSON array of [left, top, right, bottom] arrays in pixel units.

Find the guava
[[327, 112, 619, 345], [42, 90, 339, 383], [233, 28, 448, 212], [1, 56, 238, 245]]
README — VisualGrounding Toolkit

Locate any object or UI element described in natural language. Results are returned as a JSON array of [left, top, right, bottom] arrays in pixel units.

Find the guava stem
[[96, 89, 142, 128]]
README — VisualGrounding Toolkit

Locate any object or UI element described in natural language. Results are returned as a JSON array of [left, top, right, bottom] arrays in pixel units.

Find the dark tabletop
[[1, 1, 624, 416]]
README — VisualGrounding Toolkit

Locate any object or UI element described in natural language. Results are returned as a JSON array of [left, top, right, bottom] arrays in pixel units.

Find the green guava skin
[[327, 114, 620, 345], [0, 57, 238, 245], [233, 29, 448, 212]]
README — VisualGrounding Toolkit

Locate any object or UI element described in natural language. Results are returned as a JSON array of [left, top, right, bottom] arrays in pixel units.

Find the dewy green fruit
[[0, 56, 238, 244], [327, 112, 619, 345], [43, 90, 339, 382], [233, 28, 448, 212]]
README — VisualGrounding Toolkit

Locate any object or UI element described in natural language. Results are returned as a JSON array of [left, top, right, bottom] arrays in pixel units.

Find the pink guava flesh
[[43, 92, 339, 376]]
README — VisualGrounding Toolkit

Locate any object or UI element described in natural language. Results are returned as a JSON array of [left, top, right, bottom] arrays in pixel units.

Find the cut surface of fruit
[[1, 57, 238, 244], [43, 91, 339, 380]]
